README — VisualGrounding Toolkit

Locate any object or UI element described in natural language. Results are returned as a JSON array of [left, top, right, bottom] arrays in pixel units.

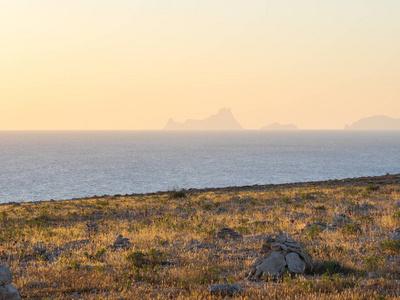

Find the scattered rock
[[216, 207, 228, 214], [113, 235, 131, 249], [0, 265, 20, 300], [208, 284, 242, 296], [217, 227, 243, 240], [241, 197, 253, 203], [334, 213, 351, 224], [71, 291, 83, 299], [27, 281, 47, 288], [345, 202, 376, 215], [33, 241, 47, 255], [291, 212, 308, 219], [63, 239, 90, 251], [178, 212, 189, 218], [328, 213, 353, 231], [392, 227, 400, 240], [185, 242, 217, 250], [86, 222, 99, 236]]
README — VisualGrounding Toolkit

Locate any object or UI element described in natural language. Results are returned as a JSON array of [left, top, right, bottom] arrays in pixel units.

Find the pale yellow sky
[[1, 0, 399, 130]]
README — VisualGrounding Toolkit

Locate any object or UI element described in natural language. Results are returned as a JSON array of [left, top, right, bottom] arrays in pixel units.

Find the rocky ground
[[1, 174, 400, 299]]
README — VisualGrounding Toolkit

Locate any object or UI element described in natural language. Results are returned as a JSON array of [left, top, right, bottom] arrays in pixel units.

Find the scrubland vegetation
[[1, 175, 400, 299]]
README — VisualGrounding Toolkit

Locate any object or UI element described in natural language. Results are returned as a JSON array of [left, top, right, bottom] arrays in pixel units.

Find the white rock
[[255, 251, 286, 277], [0, 266, 12, 286], [285, 252, 306, 274]]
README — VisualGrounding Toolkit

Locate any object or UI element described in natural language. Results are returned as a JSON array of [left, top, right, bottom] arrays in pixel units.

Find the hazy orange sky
[[1, 0, 399, 130]]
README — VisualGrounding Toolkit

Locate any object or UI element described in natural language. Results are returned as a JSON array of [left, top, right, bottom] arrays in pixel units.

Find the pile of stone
[[0, 264, 20, 300], [217, 227, 243, 240], [247, 231, 313, 280], [113, 235, 131, 249], [392, 227, 400, 240]]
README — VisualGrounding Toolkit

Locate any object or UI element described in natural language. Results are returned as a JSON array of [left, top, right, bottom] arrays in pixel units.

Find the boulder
[[0, 284, 21, 300], [285, 252, 306, 274], [0, 266, 11, 286], [255, 251, 286, 277]]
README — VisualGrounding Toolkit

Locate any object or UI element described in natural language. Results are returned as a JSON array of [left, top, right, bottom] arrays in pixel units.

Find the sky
[[1, 0, 400, 130]]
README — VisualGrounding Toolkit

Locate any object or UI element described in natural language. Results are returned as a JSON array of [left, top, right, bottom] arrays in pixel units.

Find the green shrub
[[71, 261, 81, 271], [306, 225, 324, 240], [126, 251, 146, 267], [300, 193, 316, 200], [345, 187, 360, 196], [393, 209, 400, 220], [200, 202, 213, 210], [126, 248, 164, 268], [170, 190, 186, 199], [324, 261, 341, 275], [314, 205, 326, 211], [357, 215, 374, 225], [366, 185, 380, 192], [379, 239, 400, 254], [95, 199, 109, 208], [341, 224, 362, 236], [236, 226, 250, 235], [363, 255, 385, 271]]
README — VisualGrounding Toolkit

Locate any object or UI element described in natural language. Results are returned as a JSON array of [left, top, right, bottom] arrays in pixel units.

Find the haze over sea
[[1, 131, 399, 204]]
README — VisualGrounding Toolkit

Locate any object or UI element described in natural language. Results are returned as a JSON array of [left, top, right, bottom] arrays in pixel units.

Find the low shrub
[[366, 185, 380, 192], [170, 190, 186, 199], [379, 239, 400, 254], [341, 224, 362, 236]]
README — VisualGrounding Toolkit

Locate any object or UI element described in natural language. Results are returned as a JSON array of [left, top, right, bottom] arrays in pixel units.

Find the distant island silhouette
[[260, 123, 298, 131], [345, 115, 400, 130], [163, 108, 244, 130]]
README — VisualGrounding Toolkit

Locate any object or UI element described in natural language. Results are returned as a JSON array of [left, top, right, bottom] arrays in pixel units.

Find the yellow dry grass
[[1, 178, 400, 299]]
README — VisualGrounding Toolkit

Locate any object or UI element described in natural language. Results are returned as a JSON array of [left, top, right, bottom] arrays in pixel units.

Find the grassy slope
[[1, 174, 400, 299]]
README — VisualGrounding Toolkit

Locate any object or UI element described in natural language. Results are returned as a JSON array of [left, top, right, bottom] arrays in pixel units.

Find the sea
[[0, 131, 399, 204]]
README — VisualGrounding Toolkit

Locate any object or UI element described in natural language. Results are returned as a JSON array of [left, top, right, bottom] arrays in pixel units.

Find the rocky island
[[164, 108, 243, 130], [345, 115, 400, 130]]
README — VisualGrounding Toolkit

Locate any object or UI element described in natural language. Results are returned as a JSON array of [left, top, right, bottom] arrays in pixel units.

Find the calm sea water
[[0, 131, 399, 204]]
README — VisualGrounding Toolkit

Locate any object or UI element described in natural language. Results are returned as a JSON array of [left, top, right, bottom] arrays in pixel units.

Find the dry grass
[[1, 178, 400, 299]]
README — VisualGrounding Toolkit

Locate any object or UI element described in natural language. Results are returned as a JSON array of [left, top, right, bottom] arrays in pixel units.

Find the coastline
[[3, 173, 400, 207], [2, 172, 400, 299]]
